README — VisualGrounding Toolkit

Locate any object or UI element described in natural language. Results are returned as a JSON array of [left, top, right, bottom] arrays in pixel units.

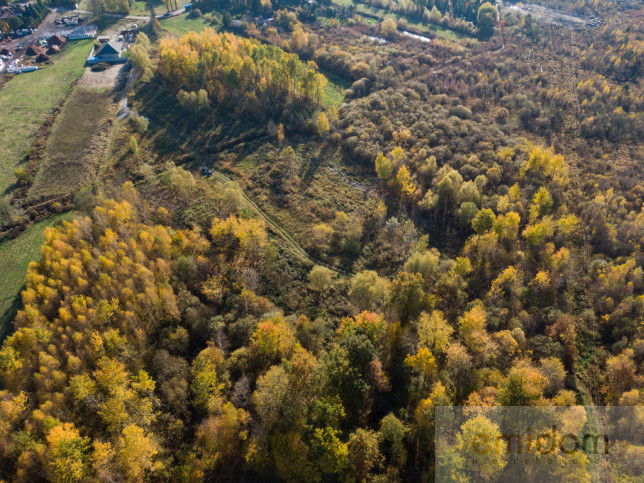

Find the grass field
[[332, 0, 471, 40], [0, 212, 74, 340], [323, 75, 348, 107], [77, 0, 189, 16], [0, 39, 93, 196], [28, 87, 115, 200], [160, 13, 214, 35]]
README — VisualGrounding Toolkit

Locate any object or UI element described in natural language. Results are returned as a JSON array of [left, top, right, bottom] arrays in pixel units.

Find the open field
[[0, 39, 93, 196], [78, 63, 127, 88], [332, 0, 472, 40], [77, 0, 189, 16], [160, 13, 214, 35], [322, 73, 349, 107], [28, 87, 116, 200], [129, 0, 190, 16], [0, 212, 74, 340]]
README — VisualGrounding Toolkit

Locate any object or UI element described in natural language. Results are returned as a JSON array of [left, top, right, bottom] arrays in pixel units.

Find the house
[[35, 52, 50, 63], [0, 6, 24, 21], [47, 34, 66, 47], [95, 41, 121, 62], [46, 45, 61, 55]]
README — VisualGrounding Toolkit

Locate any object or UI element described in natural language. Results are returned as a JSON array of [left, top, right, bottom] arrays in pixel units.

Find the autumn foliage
[[159, 29, 327, 114]]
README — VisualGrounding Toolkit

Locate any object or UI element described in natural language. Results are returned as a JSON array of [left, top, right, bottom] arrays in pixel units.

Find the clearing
[[0, 212, 74, 340], [77, 0, 189, 16], [332, 0, 473, 41], [0, 39, 93, 196], [78, 63, 128, 89], [28, 87, 117, 200], [160, 13, 214, 35]]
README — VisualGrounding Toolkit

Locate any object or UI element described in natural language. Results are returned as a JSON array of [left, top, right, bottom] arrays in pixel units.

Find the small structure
[[35, 53, 50, 63], [95, 41, 121, 62], [25, 45, 44, 57], [7, 60, 38, 73], [97, 35, 110, 43], [0, 47, 13, 60], [47, 34, 66, 46]]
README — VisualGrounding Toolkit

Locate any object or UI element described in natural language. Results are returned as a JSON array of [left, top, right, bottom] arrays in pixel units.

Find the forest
[[0, 0, 643, 480]]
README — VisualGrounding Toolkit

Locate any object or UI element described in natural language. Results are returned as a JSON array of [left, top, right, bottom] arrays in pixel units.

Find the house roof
[[47, 34, 66, 46], [35, 53, 50, 63], [0, 48, 13, 56], [46, 46, 61, 55], [25, 45, 44, 56], [0, 6, 24, 19], [96, 41, 120, 57]]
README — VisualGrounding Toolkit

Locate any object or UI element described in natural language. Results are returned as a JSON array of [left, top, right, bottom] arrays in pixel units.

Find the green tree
[[349, 270, 389, 311], [458, 415, 507, 479], [308, 265, 333, 292], [379, 413, 408, 468], [530, 186, 554, 220], [346, 429, 381, 481], [417, 311, 453, 354], [388, 271, 433, 324], [129, 136, 139, 156], [311, 427, 348, 475], [375, 152, 393, 180], [316, 112, 330, 136], [381, 18, 397, 37], [477, 2, 497, 38], [46, 423, 90, 482], [472, 208, 496, 234], [117, 424, 161, 480]]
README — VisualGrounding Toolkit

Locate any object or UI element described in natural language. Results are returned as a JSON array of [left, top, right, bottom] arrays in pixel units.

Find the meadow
[[28, 87, 115, 200], [0, 39, 93, 196], [332, 0, 471, 40], [159, 13, 213, 35], [0, 212, 73, 340]]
